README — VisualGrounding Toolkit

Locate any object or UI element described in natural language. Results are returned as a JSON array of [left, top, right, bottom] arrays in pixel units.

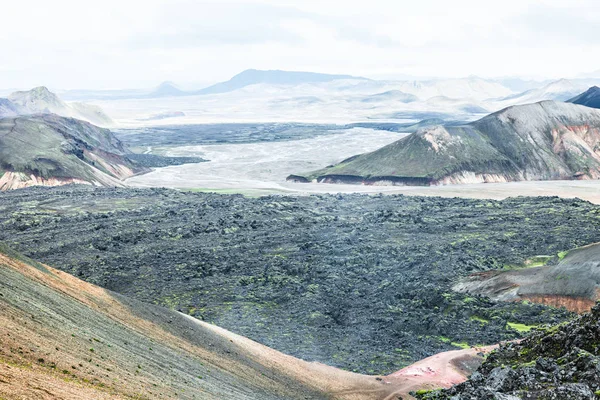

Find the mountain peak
[[568, 86, 600, 109], [148, 81, 185, 97], [196, 69, 369, 95], [4, 86, 113, 126], [156, 81, 180, 90], [10, 86, 59, 101]]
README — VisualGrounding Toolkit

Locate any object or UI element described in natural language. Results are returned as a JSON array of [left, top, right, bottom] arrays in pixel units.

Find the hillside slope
[[0, 114, 147, 190], [568, 86, 600, 109], [0, 245, 364, 399], [454, 242, 600, 313], [0, 244, 494, 399], [0, 98, 23, 117], [290, 101, 600, 185]]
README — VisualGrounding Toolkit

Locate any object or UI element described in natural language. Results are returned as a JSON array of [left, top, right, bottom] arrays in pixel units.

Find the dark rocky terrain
[[0, 114, 147, 190], [126, 153, 208, 168], [2, 186, 598, 374], [113, 120, 437, 149], [417, 302, 600, 400], [568, 86, 600, 109], [1, 244, 400, 400], [290, 101, 600, 185]]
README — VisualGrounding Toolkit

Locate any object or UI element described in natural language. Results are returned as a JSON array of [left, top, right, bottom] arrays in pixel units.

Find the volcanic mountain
[[0, 114, 146, 190], [5, 86, 113, 126], [568, 86, 600, 109], [289, 101, 600, 186]]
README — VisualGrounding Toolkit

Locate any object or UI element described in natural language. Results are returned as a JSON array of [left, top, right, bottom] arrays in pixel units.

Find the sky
[[2, 0, 600, 90]]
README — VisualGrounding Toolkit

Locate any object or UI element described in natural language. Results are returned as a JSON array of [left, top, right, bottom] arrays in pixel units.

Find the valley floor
[[123, 129, 600, 204], [0, 186, 588, 376], [0, 243, 495, 400]]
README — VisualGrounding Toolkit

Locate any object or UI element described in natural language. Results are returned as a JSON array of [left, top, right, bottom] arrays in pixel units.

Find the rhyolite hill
[[454, 242, 600, 313], [0, 114, 147, 190], [289, 101, 600, 185], [568, 86, 600, 109]]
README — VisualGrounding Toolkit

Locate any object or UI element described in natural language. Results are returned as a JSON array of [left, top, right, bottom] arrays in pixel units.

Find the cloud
[[2, 0, 600, 89], [128, 2, 312, 48], [514, 3, 600, 45]]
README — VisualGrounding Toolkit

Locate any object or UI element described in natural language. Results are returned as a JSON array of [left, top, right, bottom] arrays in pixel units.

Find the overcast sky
[[2, 0, 599, 89]]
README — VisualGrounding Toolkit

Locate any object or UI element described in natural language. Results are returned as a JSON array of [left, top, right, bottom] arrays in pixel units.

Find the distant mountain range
[[0, 114, 146, 190], [59, 70, 369, 100], [360, 90, 419, 103], [289, 101, 600, 185], [19, 71, 599, 125], [498, 79, 585, 105], [0, 86, 113, 126], [15, 71, 599, 106], [195, 69, 368, 95]]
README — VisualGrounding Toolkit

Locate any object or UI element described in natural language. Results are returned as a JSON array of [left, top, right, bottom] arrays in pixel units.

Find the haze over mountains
[[2, 69, 595, 128], [0, 86, 113, 126], [50, 69, 599, 126], [2, 73, 600, 195]]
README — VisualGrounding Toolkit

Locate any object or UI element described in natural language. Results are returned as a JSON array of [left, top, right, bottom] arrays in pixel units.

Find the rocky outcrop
[[290, 101, 600, 186], [417, 303, 600, 400]]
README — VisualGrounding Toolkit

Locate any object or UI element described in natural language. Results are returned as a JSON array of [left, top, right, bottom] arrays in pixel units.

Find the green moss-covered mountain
[[418, 302, 600, 399], [0, 114, 147, 190], [289, 101, 600, 185]]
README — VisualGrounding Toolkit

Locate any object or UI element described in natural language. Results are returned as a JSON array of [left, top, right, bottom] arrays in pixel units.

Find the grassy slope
[[303, 126, 514, 181], [0, 115, 145, 185]]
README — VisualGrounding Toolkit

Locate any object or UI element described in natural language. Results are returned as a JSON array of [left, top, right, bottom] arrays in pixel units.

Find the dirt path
[[381, 346, 498, 399]]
